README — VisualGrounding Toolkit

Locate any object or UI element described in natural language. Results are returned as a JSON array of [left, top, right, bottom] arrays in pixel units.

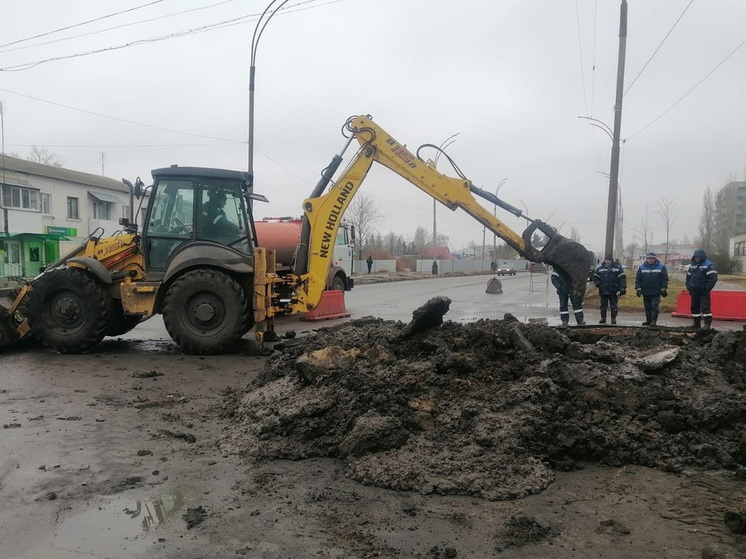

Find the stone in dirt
[[221, 307, 746, 502]]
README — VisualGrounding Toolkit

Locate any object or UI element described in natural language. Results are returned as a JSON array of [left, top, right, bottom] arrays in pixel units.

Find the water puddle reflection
[[17, 486, 193, 559]]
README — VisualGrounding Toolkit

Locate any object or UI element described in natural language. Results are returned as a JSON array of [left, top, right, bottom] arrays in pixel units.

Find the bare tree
[[26, 146, 64, 167], [567, 226, 581, 243], [698, 187, 715, 254], [413, 226, 430, 253], [656, 198, 677, 265], [634, 206, 652, 255], [714, 183, 737, 257], [346, 192, 381, 255]]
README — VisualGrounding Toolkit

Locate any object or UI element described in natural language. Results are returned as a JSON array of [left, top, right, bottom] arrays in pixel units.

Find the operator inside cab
[[200, 189, 240, 242]]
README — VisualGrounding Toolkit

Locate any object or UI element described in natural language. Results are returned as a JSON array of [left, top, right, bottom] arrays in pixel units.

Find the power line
[[574, 0, 589, 116], [0, 0, 165, 49], [0, 0, 339, 72], [590, 0, 598, 116], [627, 34, 746, 141], [624, 0, 695, 97], [0, 87, 244, 143], [0, 0, 239, 55]]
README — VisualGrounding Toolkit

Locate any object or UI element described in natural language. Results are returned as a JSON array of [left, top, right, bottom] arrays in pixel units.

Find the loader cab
[[143, 167, 254, 273]]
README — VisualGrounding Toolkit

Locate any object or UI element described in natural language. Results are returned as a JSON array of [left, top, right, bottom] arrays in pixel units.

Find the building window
[[93, 201, 110, 220], [67, 197, 79, 219], [2, 185, 39, 210], [122, 205, 130, 218], [41, 193, 52, 215]]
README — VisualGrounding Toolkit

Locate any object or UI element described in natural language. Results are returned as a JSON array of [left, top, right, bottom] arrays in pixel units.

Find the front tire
[[162, 269, 250, 354], [27, 267, 112, 353], [330, 275, 346, 292]]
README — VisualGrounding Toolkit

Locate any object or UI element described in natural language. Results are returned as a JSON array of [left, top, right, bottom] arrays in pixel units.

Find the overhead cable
[[0, 87, 243, 143], [0, 0, 165, 49], [627, 35, 746, 141], [0, 0, 338, 72], [624, 0, 696, 97], [0, 0, 238, 55]]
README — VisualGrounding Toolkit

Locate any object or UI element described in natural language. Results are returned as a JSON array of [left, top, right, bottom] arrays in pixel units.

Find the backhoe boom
[[274, 114, 590, 319]]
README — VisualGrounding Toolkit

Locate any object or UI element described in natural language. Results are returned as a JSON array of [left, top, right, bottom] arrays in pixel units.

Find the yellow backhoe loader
[[0, 114, 589, 354]]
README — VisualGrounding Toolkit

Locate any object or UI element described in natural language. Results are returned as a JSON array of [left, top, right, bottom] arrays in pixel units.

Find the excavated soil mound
[[222, 304, 746, 501]]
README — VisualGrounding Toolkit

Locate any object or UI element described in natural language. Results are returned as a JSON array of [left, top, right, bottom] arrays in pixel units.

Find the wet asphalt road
[[124, 272, 745, 343]]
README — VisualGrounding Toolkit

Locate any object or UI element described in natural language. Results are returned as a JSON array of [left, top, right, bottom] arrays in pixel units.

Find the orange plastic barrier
[[301, 290, 351, 322], [671, 289, 746, 321]]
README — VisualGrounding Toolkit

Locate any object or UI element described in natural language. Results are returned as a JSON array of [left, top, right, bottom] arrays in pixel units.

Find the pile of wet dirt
[[221, 300, 746, 501]]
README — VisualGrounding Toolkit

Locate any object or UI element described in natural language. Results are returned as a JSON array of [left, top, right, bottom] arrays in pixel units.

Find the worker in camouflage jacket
[[635, 252, 669, 327], [551, 268, 585, 327], [593, 255, 627, 324], [685, 248, 718, 330]]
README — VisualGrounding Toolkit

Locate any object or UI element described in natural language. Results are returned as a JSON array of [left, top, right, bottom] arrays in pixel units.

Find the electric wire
[[0, 0, 239, 55], [624, 0, 696, 97], [590, 0, 597, 116], [0, 87, 244, 143], [0, 0, 339, 72], [574, 0, 590, 116], [627, 34, 746, 141], [0, 0, 166, 49]]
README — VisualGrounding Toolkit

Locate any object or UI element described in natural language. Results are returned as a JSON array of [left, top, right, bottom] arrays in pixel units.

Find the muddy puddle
[[221, 298, 746, 502], [14, 487, 194, 559]]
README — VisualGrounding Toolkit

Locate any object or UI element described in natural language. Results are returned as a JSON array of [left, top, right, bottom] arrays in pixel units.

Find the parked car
[[497, 264, 516, 276]]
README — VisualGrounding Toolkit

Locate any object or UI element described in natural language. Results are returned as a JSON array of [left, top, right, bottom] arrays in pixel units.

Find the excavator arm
[[255, 114, 590, 327]]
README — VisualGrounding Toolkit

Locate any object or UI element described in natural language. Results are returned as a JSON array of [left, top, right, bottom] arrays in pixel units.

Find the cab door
[[143, 180, 195, 271]]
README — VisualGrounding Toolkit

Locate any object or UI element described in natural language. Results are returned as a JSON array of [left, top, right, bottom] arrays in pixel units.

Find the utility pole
[[1, 100, 8, 235], [605, 0, 627, 259], [100, 152, 105, 176]]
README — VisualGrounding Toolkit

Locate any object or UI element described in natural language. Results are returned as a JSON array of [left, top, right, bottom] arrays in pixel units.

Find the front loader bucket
[[522, 222, 589, 301]]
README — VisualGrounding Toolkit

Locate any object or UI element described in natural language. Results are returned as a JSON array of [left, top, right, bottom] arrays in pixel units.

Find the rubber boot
[[559, 321, 569, 328], [599, 311, 607, 324], [649, 310, 658, 327], [703, 316, 712, 331], [611, 310, 618, 325], [642, 312, 651, 326], [692, 317, 701, 329]]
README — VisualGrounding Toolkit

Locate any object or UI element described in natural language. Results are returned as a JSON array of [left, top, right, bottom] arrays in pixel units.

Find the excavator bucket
[[521, 222, 590, 302]]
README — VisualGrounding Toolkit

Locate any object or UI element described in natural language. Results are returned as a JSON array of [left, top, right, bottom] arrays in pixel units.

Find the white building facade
[[1, 155, 133, 278]]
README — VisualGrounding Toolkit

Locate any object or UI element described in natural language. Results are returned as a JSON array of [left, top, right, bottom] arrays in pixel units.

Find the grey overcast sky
[[2, 0, 745, 255]]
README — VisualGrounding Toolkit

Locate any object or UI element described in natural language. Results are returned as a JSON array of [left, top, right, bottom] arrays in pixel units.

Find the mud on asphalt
[[222, 297, 746, 503]]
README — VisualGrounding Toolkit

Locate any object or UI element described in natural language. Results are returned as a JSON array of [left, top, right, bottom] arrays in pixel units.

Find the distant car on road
[[497, 264, 516, 276]]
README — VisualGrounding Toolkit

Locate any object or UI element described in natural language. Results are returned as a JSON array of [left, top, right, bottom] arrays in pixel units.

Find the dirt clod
[[183, 505, 207, 529]]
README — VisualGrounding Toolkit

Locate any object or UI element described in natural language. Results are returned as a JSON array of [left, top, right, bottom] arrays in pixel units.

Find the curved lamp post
[[431, 133, 459, 273], [490, 177, 508, 264], [248, 0, 292, 185]]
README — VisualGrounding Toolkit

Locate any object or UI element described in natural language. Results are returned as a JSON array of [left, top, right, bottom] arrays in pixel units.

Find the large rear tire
[[0, 308, 19, 350], [162, 269, 251, 354], [27, 267, 112, 353], [105, 302, 143, 337]]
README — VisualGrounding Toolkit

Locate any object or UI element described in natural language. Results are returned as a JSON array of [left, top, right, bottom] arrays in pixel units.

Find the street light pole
[[432, 133, 459, 273], [605, 0, 628, 259], [491, 177, 508, 263], [248, 0, 291, 186]]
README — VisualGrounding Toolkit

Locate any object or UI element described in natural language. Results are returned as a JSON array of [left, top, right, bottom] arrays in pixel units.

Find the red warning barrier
[[671, 289, 746, 321], [301, 290, 351, 322]]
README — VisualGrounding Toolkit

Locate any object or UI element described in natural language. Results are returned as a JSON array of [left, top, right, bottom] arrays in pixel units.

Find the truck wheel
[[330, 275, 346, 292], [105, 302, 143, 336], [162, 269, 250, 354], [27, 267, 112, 353]]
